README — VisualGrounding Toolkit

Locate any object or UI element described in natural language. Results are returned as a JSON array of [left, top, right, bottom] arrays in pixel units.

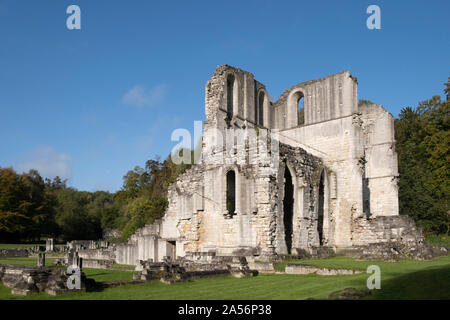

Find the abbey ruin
[[1, 65, 440, 295], [114, 65, 429, 266]]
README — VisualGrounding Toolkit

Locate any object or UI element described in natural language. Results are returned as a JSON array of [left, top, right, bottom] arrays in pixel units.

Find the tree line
[[395, 78, 449, 234], [0, 154, 191, 242], [0, 79, 448, 242]]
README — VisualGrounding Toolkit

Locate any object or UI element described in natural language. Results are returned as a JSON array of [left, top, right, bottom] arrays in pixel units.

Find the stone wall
[[359, 104, 399, 217], [77, 248, 115, 261], [114, 139, 324, 265], [352, 215, 423, 245], [82, 259, 114, 269], [0, 264, 92, 296], [113, 65, 418, 265], [114, 224, 168, 265], [272, 71, 358, 129], [285, 264, 362, 275], [0, 248, 30, 258], [67, 240, 98, 250], [205, 65, 265, 130], [276, 144, 324, 253]]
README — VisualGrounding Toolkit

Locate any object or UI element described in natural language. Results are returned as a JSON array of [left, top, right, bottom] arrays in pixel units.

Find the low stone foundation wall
[[291, 247, 336, 259], [78, 249, 115, 261], [345, 215, 449, 260], [337, 242, 448, 261], [0, 248, 30, 258], [285, 264, 362, 275], [247, 261, 275, 273], [133, 262, 233, 282], [134, 256, 257, 283], [352, 215, 423, 245], [82, 259, 114, 269], [67, 240, 98, 250], [0, 264, 93, 296]]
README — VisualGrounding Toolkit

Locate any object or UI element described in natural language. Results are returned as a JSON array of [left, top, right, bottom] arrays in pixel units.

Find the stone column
[[46, 238, 54, 252], [72, 251, 79, 267], [37, 253, 45, 267]]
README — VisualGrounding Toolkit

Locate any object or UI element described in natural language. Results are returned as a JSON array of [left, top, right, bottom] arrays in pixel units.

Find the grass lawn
[[0, 244, 41, 249], [112, 263, 136, 271], [0, 257, 57, 266], [0, 255, 449, 300], [0, 257, 135, 282], [82, 268, 136, 282], [0, 243, 65, 249]]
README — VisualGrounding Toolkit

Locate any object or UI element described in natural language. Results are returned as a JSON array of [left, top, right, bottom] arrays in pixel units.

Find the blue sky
[[0, 0, 449, 192]]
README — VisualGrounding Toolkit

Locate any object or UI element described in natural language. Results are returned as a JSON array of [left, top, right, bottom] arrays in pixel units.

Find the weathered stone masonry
[[115, 65, 427, 266]]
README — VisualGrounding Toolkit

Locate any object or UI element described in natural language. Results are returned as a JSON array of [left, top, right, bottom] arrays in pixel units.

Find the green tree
[[396, 79, 450, 234], [54, 188, 102, 241], [114, 153, 191, 240], [0, 168, 59, 241]]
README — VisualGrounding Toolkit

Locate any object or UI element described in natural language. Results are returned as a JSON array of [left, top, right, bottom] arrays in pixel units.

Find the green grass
[[274, 256, 371, 272], [0, 257, 57, 266], [0, 244, 41, 249], [0, 257, 135, 282], [112, 263, 136, 271], [0, 255, 449, 300], [425, 234, 450, 247], [0, 243, 65, 249], [83, 268, 136, 282]]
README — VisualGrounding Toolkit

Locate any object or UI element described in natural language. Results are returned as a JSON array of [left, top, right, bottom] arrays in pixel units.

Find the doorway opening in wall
[[318, 171, 325, 246], [168, 241, 176, 260], [283, 165, 294, 254], [226, 170, 236, 217]]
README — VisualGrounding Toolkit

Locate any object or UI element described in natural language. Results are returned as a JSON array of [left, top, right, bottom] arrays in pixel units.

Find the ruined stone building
[[116, 65, 422, 265]]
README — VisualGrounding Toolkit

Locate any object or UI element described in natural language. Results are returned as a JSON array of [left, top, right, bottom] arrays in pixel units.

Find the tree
[[0, 168, 58, 241], [54, 188, 103, 241], [113, 154, 191, 240], [395, 79, 450, 234]]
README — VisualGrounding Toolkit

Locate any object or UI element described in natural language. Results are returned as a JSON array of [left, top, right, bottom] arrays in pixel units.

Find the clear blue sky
[[0, 0, 449, 192]]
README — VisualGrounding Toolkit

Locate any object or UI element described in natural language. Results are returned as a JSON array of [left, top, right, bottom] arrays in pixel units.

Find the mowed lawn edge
[[0, 255, 448, 300]]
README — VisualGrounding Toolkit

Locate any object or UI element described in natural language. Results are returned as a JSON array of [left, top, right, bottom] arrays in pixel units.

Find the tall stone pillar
[[37, 253, 45, 267], [46, 238, 54, 252]]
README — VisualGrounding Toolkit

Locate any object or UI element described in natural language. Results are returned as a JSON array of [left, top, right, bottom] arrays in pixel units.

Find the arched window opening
[[258, 91, 265, 126], [287, 89, 305, 128], [226, 74, 235, 119], [226, 170, 236, 217], [283, 165, 294, 254], [317, 171, 325, 246], [297, 96, 304, 125]]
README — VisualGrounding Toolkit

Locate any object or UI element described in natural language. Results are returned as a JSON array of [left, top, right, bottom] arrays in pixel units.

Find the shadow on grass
[[367, 264, 450, 300]]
